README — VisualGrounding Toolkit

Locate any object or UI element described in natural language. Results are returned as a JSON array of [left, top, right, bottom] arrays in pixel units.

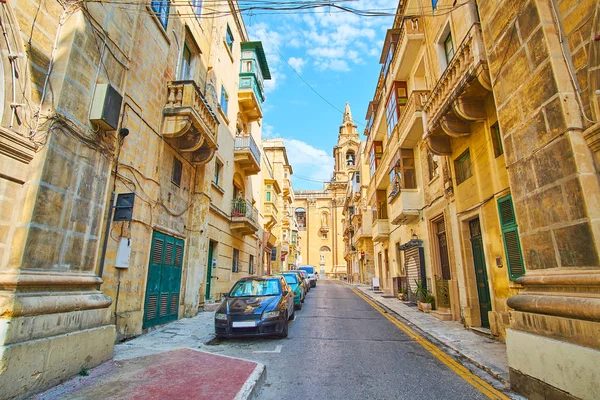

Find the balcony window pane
[[491, 122, 504, 158]]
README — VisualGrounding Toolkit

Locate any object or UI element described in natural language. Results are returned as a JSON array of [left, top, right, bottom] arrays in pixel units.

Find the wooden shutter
[[498, 195, 525, 280]]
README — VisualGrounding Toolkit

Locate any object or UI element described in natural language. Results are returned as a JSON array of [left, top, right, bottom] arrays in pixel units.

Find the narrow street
[[204, 281, 502, 400]]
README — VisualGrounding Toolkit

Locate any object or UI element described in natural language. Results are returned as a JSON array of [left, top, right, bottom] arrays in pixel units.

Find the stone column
[[478, 0, 600, 398]]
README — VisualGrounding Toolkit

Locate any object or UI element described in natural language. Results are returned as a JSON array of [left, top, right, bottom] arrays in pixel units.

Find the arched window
[[319, 246, 331, 252]]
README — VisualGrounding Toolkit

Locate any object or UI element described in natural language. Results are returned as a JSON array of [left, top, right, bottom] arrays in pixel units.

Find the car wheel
[[290, 307, 296, 318], [295, 302, 302, 310], [279, 319, 289, 338]]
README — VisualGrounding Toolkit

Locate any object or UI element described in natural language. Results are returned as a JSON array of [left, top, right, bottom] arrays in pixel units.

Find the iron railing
[[231, 199, 258, 223], [234, 135, 261, 166]]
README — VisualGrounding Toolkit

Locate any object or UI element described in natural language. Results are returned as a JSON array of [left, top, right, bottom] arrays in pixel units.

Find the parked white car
[[298, 265, 318, 288]]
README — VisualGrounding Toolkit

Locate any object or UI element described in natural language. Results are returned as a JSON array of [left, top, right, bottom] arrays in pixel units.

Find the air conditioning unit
[[90, 83, 123, 130]]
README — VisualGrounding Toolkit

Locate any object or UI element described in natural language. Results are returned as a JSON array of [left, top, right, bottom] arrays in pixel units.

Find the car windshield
[[229, 279, 281, 297], [299, 266, 315, 274], [283, 274, 298, 284]]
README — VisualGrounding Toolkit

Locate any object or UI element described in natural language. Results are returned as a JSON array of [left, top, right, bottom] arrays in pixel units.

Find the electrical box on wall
[[115, 237, 132, 269], [90, 83, 123, 130]]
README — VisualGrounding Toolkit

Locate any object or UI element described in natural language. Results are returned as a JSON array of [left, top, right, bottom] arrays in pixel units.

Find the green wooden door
[[206, 240, 214, 300], [469, 218, 492, 328], [143, 231, 184, 328]]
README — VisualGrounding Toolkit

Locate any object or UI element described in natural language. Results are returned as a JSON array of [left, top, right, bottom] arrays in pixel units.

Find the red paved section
[[36, 349, 259, 400]]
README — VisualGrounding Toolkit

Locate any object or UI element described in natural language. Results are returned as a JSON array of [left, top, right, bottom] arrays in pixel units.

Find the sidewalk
[[34, 312, 266, 400], [351, 283, 510, 385]]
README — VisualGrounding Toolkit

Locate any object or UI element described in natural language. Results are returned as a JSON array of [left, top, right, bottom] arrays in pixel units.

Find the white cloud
[[284, 138, 334, 184], [288, 57, 306, 73], [315, 59, 350, 72]]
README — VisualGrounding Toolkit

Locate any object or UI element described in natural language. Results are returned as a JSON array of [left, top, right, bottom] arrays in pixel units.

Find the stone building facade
[[476, 0, 600, 398], [262, 139, 298, 273], [296, 104, 358, 277], [349, 0, 600, 397], [0, 1, 274, 397]]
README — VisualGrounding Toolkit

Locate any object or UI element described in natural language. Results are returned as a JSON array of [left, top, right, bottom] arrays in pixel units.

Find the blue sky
[[244, 2, 396, 190]]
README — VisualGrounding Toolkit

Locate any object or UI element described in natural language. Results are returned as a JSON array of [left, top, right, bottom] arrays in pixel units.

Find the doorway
[[143, 231, 184, 328], [469, 218, 491, 328], [206, 240, 217, 301]]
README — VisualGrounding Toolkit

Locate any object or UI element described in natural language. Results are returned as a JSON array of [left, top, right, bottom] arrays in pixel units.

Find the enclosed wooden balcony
[[234, 135, 261, 175], [424, 24, 492, 155], [238, 73, 264, 123], [162, 80, 219, 165], [263, 202, 278, 230], [231, 199, 260, 236]]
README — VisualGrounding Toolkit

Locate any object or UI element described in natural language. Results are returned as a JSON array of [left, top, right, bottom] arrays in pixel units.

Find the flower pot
[[418, 301, 432, 313]]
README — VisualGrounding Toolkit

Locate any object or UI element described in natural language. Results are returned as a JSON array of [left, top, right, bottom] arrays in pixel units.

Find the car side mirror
[[283, 290, 289, 296]]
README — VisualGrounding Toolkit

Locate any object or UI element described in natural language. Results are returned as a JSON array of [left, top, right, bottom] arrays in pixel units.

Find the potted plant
[[397, 288, 408, 301], [424, 294, 436, 312], [414, 280, 432, 312]]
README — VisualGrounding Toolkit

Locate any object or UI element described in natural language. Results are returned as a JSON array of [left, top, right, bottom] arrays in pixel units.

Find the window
[[295, 208, 306, 230], [491, 122, 504, 158], [444, 33, 454, 65], [151, 1, 170, 29], [389, 148, 416, 198], [370, 141, 383, 177], [180, 44, 192, 80], [454, 149, 472, 185], [372, 190, 388, 220], [498, 195, 525, 280], [249, 255, 254, 275], [266, 191, 271, 202], [321, 232, 328, 239], [220, 85, 228, 116], [428, 151, 439, 180], [382, 44, 395, 78], [232, 248, 239, 272], [271, 248, 277, 261], [243, 60, 253, 73], [225, 25, 234, 52], [192, 0, 202, 16], [355, 171, 361, 184], [213, 159, 222, 186], [385, 82, 408, 138], [432, 0, 439, 9], [172, 156, 182, 186]]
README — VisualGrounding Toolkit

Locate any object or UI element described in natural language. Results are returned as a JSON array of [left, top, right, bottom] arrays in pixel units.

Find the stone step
[[431, 310, 453, 321], [203, 302, 221, 312], [470, 326, 493, 338]]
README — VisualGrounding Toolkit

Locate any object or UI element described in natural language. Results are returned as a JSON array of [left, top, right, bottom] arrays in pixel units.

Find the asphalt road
[[207, 280, 489, 400]]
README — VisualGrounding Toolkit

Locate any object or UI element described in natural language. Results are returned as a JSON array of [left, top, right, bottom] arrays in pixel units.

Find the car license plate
[[232, 321, 257, 328]]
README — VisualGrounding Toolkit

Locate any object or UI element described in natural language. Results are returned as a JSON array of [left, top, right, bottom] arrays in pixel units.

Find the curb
[[348, 282, 510, 387], [234, 363, 267, 400]]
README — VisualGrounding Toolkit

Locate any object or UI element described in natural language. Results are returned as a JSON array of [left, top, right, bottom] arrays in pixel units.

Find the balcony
[[352, 223, 372, 247], [281, 241, 290, 255], [372, 219, 390, 243], [238, 73, 264, 123], [162, 80, 219, 165], [424, 24, 491, 155], [283, 178, 291, 197], [230, 199, 260, 236], [234, 135, 261, 175], [388, 189, 422, 225], [263, 202, 278, 230]]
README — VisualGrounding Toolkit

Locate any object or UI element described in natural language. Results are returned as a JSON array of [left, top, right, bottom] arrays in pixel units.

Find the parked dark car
[[298, 265, 317, 288], [214, 276, 295, 339]]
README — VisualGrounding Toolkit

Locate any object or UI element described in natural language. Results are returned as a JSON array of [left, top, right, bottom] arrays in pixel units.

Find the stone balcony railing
[[162, 80, 219, 165], [423, 23, 491, 139]]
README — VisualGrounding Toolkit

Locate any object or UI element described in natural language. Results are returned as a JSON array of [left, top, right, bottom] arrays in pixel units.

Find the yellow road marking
[[350, 286, 510, 400]]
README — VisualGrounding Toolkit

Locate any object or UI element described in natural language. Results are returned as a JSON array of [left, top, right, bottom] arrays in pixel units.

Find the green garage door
[[143, 231, 184, 328]]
